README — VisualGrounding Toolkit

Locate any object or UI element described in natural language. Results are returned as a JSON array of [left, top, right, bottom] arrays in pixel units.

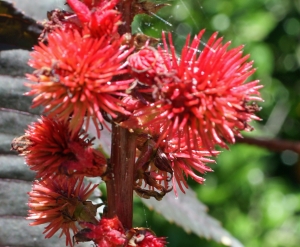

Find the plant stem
[[106, 123, 136, 229], [117, 0, 135, 34], [236, 136, 300, 153], [106, 0, 136, 230]]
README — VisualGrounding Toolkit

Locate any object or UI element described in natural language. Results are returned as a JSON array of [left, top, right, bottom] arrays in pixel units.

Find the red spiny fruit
[[78, 216, 126, 247], [127, 228, 167, 247], [126, 30, 263, 151], [26, 28, 133, 137], [27, 176, 99, 247], [16, 116, 106, 178]]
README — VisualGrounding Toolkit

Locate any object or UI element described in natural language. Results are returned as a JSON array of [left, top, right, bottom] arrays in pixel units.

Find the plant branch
[[236, 136, 300, 154], [106, 123, 136, 229], [106, 0, 136, 230], [117, 0, 135, 34]]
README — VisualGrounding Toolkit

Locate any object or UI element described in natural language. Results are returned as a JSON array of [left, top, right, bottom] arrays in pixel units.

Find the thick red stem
[[117, 0, 135, 34], [106, 123, 136, 229], [106, 0, 136, 230]]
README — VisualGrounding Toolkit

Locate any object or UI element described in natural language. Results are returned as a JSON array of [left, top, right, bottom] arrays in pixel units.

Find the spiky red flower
[[26, 28, 133, 137], [77, 216, 126, 247], [27, 176, 99, 247], [16, 116, 106, 178], [126, 30, 262, 150]]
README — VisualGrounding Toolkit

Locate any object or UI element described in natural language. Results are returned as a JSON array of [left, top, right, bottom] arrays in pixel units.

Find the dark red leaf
[[0, 1, 43, 50]]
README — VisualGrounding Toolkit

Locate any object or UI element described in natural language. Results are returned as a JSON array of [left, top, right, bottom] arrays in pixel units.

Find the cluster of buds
[[11, 0, 262, 246]]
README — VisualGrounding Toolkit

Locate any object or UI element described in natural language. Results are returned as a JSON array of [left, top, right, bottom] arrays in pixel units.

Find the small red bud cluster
[[76, 216, 166, 247], [11, 0, 262, 246]]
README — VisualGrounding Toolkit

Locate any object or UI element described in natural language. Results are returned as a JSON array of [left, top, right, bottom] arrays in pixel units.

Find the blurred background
[[132, 0, 300, 246]]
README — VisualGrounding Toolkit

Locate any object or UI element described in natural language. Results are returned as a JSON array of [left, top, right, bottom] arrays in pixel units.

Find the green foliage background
[[132, 0, 300, 246]]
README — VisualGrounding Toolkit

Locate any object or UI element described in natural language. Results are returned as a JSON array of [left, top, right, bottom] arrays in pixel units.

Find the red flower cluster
[[16, 0, 264, 246], [76, 218, 166, 247]]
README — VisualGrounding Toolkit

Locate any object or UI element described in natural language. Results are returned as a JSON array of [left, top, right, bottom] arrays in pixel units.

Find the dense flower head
[[77, 216, 126, 247], [76, 220, 166, 247], [126, 30, 263, 151], [18, 1, 265, 246], [15, 116, 106, 178], [27, 176, 99, 247], [26, 28, 133, 137]]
